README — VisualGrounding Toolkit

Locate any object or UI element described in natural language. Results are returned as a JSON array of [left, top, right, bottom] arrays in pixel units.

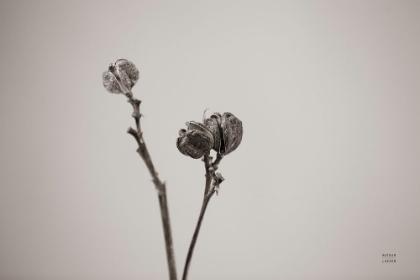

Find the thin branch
[[126, 93, 177, 280], [212, 153, 224, 169], [182, 153, 221, 280], [203, 153, 213, 195]]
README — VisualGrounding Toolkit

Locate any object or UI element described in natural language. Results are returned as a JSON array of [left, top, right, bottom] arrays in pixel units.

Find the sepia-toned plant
[[176, 111, 243, 280], [102, 59, 243, 280]]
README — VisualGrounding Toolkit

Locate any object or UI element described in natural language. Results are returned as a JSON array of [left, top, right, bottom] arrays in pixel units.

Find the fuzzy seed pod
[[176, 121, 215, 159], [102, 59, 140, 94]]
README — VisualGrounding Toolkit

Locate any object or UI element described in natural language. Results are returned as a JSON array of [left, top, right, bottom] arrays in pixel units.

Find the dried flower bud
[[176, 121, 214, 159], [177, 112, 243, 159], [102, 59, 140, 94]]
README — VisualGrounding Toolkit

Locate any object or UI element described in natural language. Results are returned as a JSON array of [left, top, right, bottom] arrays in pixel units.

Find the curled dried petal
[[220, 112, 243, 155], [102, 71, 121, 94], [203, 113, 221, 152]]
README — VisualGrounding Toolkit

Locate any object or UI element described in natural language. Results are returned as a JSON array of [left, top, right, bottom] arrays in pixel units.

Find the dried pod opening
[[218, 124, 226, 154]]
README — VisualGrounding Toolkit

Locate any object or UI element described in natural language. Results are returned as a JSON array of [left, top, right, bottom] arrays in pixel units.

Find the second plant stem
[[182, 153, 217, 280]]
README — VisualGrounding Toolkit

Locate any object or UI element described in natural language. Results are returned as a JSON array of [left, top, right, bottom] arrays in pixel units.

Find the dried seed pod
[[177, 121, 214, 159], [204, 112, 243, 155], [220, 112, 243, 155], [102, 59, 140, 94], [178, 112, 243, 159]]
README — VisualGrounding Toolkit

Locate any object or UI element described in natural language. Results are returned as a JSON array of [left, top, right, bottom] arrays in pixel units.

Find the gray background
[[1, 0, 419, 279]]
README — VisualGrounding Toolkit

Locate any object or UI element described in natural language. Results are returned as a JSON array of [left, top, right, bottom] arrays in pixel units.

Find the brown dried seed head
[[115, 59, 140, 88], [203, 112, 243, 155], [177, 112, 243, 159], [102, 59, 139, 94], [176, 122, 214, 159]]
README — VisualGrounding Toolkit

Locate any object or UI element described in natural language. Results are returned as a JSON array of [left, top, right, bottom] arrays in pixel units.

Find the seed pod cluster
[[177, 112, 243, 159], [102, 59, 140, 94]]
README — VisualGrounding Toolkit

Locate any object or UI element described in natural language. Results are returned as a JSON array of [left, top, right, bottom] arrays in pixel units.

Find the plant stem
[[127, 94, 177, 280], [182, 153, 216, 280], [157, 183, 177, 280]]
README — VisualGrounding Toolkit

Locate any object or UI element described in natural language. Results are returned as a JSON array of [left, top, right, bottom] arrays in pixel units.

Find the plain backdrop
[[0, 1, 419, 279]]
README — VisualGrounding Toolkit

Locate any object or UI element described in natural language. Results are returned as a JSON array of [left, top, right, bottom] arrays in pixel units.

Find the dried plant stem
[[126, 93, 177, 280], [182, 153, 219, 280]]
